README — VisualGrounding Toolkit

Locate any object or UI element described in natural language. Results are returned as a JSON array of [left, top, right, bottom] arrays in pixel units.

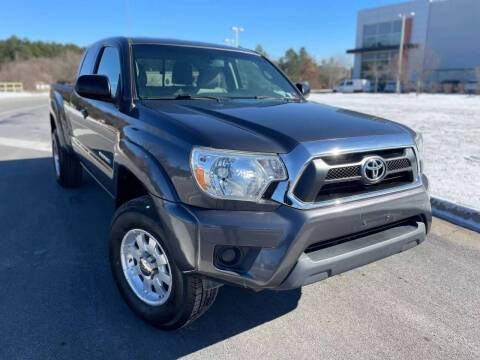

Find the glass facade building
[[350, 0, 480, 91], [362, 20, 402, 48]]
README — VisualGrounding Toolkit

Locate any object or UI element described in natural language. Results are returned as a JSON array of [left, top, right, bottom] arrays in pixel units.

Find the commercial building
[[348, 0, 480, 91]]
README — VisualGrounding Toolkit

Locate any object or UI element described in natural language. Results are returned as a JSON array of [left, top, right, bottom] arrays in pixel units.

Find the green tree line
[[0, 36, 85, 63], [0, 37, 350, 91], [255, 44, 350, 89], [0, 36, 85, 90]]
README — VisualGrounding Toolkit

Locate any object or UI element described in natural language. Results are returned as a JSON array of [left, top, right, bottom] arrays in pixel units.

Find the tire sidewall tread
[[52, 129, 82, 188], [109, 195, 218, 330]]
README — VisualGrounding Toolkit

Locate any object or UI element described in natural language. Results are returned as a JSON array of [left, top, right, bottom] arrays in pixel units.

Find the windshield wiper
[[175, 94, 226, 102], [230, 95, 300, 102], [254, 95, 282, 100], [143, 94, 226, 102]]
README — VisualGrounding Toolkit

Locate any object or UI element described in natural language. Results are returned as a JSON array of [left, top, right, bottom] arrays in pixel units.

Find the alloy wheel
[[120, 229, 173, 306]]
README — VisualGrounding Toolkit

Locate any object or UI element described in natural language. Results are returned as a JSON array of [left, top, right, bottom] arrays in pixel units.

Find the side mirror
[[75, 75, 111, 101], [296, 82, 310, 97]]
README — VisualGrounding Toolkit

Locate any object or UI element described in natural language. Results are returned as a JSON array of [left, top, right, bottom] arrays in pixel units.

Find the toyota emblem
[[361, 156, 387, 184]]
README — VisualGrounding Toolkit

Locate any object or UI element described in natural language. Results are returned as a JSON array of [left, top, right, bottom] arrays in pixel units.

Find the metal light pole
[[396, 12, 415, 93], [231, 26, 244, 48]]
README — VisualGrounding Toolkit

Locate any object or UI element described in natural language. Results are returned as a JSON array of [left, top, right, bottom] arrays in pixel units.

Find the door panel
[[70, 45, 122, 194]]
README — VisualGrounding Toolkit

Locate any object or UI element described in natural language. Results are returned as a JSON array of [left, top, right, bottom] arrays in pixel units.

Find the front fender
[[50, 91, 71, 150], [114, 138, 179, 202]]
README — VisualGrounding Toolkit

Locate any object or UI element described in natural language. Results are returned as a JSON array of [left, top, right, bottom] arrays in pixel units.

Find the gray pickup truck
[[50, 37, 431, 330]]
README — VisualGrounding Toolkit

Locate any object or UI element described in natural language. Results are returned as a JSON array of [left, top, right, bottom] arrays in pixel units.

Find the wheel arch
[[115, 165, 150, 209], [49, 90, 71, 150], [50, 113, 56, 132], [113, 138, 179, 207]]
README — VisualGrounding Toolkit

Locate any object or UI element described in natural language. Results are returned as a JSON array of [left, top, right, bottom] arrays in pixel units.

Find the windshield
[[132, 44, 300, 100]]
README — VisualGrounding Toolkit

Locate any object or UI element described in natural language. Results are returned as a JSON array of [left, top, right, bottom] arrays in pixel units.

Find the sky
[[0, 0, 405, 62]]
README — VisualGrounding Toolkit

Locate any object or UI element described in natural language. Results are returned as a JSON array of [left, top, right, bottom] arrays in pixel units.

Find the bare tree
[[319, 56, 350, 89], [299, 57, 322, 89], [412, 47, 441, 94], [390, 53, 410, 87], [475, 67, 480, 85], [362, 61, 392, 92], [0, 51, 82, 90]]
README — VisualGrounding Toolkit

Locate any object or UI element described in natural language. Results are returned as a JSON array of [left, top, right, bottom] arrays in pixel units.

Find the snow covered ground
[[309, 93, 480, 210]]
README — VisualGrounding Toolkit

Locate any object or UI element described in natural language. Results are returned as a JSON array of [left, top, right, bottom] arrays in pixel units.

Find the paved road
[[1, 96, 479, 359]]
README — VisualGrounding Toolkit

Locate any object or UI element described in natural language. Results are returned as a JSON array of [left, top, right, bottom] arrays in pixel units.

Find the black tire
[[52, 129, 82, 188], [109, 196, 218, 330]]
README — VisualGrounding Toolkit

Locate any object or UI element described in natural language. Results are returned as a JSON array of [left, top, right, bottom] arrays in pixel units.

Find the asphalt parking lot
[[1, 96, 479, 359]]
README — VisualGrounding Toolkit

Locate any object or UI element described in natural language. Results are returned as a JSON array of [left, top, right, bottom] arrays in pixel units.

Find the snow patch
[[309, 93, 480, 210]]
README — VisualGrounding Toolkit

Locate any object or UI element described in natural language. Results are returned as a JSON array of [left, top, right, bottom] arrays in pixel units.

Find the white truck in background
[[333, 79, 371, 93]]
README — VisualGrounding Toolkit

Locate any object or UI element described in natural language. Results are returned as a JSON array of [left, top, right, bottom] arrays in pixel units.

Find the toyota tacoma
[[49, 37, 431, 330]]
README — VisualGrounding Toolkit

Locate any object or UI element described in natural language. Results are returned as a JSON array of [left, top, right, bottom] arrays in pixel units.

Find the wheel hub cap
[[120, 229, 172, 306], [139, 256, 157, 276]]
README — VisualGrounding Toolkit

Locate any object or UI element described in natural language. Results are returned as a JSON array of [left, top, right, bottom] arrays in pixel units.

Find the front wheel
[[109, 196, 218, 330]]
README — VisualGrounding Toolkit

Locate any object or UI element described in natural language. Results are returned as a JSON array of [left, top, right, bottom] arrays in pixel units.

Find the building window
[[360, 51, 399, 91], [363, 20, 402, 48]]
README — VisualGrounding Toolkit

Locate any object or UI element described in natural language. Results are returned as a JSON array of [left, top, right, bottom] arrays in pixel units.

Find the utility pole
[[396, 12, 415, 94], [231, 26, 244, 48]]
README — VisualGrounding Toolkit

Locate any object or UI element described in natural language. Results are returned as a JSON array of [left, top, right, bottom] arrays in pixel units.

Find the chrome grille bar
[[325, 157, 412, 183], [287, 147, 419, 206]]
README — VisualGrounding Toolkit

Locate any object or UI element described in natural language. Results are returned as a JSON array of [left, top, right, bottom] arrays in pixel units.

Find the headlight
[[190, 147, 287, 201], [414, 132, 424, 172]]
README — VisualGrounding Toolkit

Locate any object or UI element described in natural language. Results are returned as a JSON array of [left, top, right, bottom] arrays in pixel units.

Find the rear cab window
[[95, 46, 121, 97], [78, 46, 100, 76]]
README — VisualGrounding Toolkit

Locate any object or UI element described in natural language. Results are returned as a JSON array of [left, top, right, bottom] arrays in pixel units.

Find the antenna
[[125, 0, 131, 39], [125, 0, 135, 109]]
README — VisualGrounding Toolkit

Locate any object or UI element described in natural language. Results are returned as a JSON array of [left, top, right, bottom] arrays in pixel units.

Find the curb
[[431, 197, 480, 233]]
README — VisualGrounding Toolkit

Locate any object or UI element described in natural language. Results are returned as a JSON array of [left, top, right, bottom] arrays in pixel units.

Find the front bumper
[[151, 176, 431, 291], [278, 219, 426, 290]]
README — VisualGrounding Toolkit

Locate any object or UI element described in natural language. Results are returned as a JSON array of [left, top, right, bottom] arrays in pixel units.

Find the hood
[[142, 99, 409, 153]]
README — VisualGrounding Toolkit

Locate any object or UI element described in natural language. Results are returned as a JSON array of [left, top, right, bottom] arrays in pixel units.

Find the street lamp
[[396, 12, 415, 93], [231, 26, 244, 48]]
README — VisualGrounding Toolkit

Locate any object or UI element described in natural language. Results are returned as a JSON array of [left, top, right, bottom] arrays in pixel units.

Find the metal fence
[[0, 82, 24, 92]]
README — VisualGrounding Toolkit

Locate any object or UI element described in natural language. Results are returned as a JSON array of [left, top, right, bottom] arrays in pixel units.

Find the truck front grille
[[387, 158, 411, 171], [326, 165, 361, 180], [292, 147, 418, 204]]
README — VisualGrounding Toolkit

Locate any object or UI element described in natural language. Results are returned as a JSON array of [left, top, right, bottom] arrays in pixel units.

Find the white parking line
[[0, 104, 48, 119], [0, 137, 51, 153]]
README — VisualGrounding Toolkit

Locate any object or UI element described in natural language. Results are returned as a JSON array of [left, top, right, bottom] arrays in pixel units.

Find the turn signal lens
[[194, 166, 207, 190]]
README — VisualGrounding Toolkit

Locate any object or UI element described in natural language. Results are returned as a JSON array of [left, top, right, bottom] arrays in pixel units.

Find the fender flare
[[114, 138, 179, 202], [50, 91, 71, 150]]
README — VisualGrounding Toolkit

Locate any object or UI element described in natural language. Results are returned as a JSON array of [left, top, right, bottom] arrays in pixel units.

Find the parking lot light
[[231, 26, 244, 47], [396, 12, 415, 93]]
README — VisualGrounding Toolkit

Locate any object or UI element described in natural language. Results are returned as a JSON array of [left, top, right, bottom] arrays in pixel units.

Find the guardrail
[[0, 82, 24, 92]]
